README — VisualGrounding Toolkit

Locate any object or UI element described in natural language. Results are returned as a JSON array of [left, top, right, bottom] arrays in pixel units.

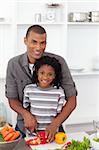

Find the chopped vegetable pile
[[26, 131, 48, 145], [93, 137, 99, 142], [53, 137, 91, 150], [25, 131, 91, 150], [0, 133, 5, 142], [0, 126, 21, 142]]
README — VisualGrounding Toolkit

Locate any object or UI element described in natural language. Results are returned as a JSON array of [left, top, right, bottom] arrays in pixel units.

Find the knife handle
[[25, 129, 37, 137]]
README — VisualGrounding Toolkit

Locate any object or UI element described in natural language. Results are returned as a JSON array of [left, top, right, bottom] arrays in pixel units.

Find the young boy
[[23, 56, 66, 142]]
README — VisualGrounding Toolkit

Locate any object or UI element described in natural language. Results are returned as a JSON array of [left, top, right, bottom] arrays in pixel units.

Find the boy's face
[[37, 65, 55, 88], [24, 31, 46, 64]]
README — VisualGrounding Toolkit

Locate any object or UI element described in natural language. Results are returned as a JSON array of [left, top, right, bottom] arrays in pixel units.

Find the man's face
[[24, 31, 46, 63]]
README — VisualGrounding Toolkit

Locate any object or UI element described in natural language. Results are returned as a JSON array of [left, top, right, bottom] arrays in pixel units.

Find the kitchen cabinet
[[67, 0, 99, 74], [0, 0, 99, 128], [64, 0, 99, 128]]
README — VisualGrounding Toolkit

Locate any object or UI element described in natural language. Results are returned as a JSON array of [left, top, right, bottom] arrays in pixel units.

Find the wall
[[0, 78, 17, 127]]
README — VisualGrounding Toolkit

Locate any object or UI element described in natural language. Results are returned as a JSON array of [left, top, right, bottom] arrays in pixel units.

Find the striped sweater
[[23, 84, 65, 130]]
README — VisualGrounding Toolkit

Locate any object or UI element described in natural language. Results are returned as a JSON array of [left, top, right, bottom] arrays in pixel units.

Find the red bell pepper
[[38, 131, 48, 144], [26, 131, 48, 145], [26, 137, 41, 145]]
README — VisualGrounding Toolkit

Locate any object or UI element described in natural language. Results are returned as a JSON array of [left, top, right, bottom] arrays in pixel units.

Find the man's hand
[[23, 111, 37, 133], [8, 99, 37, 133]]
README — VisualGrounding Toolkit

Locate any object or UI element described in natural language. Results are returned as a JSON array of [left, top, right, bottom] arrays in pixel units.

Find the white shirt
[[29, 63, 34, 75]]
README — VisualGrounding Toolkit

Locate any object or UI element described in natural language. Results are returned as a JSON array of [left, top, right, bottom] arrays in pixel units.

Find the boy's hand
[[45, 123, 58, 142]]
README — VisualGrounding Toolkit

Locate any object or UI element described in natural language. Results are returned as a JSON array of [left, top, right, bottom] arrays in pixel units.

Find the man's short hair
[[26, 25, 46, 38]]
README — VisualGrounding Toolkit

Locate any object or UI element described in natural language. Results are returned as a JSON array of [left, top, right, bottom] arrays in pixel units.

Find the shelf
[[67, 22, 99, 26], [17, 22, 65, 25], [0, 18, 12, 25], [0, 21, 12, 25], [66, 116, 99, 125], [71, 71, 99, 76], [0, 22, 11, 25]]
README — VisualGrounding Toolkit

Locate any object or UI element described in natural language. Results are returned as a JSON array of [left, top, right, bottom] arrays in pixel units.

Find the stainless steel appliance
[[68, 12, 89, 22]]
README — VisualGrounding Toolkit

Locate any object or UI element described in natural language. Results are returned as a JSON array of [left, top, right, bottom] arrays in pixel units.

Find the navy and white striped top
[[23, 84, 65, 130]]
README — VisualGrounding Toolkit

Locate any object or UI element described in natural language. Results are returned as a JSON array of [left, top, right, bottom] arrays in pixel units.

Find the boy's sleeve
[[57, 90, 66, 113]]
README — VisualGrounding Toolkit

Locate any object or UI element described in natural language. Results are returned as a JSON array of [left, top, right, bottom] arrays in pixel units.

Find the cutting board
[[25, 132, 89, 150]]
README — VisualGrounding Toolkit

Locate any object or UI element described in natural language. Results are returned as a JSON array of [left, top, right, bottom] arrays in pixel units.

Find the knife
[[26, 128, 38, 137]]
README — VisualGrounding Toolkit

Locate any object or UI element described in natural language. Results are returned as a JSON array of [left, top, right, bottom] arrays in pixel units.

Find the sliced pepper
[[26, 137, 41, 145], [37, 131, 48, 144], [26, 131, 48, 145]]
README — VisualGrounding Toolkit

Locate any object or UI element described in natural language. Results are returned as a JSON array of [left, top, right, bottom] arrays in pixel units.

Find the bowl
[[0, 134, 22, 150], [90, 132, 99, 149]]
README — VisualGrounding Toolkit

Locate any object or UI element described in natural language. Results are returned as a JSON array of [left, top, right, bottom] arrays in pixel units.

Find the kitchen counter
[[13, 132, 90, 150]]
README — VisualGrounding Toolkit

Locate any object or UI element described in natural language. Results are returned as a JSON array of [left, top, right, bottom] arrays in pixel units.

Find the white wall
[[0, 78, 17, 127], [65, 75, 99, 124]]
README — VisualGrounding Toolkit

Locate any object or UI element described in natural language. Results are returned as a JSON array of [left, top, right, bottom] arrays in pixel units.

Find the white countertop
[[28, 132, 89, 150]]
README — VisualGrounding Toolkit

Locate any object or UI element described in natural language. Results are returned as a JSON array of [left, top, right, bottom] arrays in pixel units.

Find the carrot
[[2, 128, 14, 138], [9, 131, 20, 141], [0, 126, 9, 134], [4, 132, 15, 141], [0, 126, 21, 142]]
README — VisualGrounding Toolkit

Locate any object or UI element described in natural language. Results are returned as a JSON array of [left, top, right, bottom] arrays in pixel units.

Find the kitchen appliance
[[89, 11, 99, 22], [46, 10, 56, 22], [45, 3, 62, 22], [68, 12, 89, 22], [35, 13, 41, 22]]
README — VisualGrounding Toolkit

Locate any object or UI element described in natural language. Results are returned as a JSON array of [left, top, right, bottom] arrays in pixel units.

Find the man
[[5, 25, 77, 142]]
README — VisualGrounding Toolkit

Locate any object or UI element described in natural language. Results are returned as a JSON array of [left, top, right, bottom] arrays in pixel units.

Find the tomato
[[66, 141, 72, 145]]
